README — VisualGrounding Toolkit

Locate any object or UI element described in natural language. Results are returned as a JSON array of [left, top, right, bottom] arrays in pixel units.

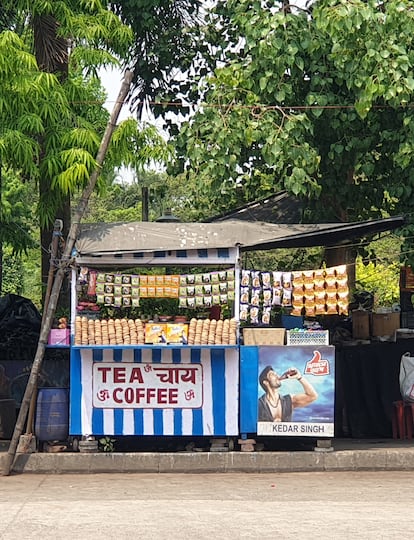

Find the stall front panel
[[240, 345, 335, 438], [70, 346, 239, 437]]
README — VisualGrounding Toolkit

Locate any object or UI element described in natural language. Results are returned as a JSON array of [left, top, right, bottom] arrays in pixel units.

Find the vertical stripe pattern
[[70, 346, 239, 436]]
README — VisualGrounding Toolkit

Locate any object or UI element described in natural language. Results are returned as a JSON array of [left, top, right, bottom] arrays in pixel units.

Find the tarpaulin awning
[[74, 216, 404, 266]]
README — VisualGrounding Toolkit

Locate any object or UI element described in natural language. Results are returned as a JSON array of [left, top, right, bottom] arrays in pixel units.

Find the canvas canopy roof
[[74, 216, 404, 267]]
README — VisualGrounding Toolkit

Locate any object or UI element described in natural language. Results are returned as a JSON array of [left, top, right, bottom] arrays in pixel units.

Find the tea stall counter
[[70, 344, 239, 437]]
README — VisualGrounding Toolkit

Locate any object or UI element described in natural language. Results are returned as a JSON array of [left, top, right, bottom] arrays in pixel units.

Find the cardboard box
[[48, 329, 70, 345], [352, 310, 370, 339], [166, 323, 188, 344], [145, 323, 167, 344], [243, 328, 285, 345], [371, 312, 400, 337]]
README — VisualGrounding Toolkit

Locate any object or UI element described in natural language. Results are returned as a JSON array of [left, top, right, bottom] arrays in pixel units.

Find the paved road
[[0, 471, 411, 539]]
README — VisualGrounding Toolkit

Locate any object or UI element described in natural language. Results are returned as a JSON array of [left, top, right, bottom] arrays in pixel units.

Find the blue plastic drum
[[35, 387, 69, 442]]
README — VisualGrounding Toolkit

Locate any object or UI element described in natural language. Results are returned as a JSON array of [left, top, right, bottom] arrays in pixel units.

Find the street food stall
[[67, 217, 406, 444]]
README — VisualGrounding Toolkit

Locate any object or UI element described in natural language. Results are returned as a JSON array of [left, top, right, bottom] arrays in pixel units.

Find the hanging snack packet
[[325, 277, 337, 293], [282, 272, 292, 289], [105, 283, 114, 294], [203, 283, 212, 295], [251, 288, 261, 306], [263, 288, 272, 307], [212, 283, 220, 295], [96, 282, 105, 294], [250, 306, 260, 325], [179, 286, 187, 297], [324, 266, 336, 278], [78, 266, 88, 285], [240, 304, 249, 321], [156, 286, 164, 298], [261, 272, 271, 289], [187, 285, 195, 296], [240, 286, 250, 304], [218, 270, 227, 282], [273, 271, 282, 288], [219, 282, 228, 293], [263, 289, 272, 307], [220, 293, 228, 305], [272, 287, 282, 306], [335, 264, 347, 277], [282, 288, 292, 306], [131, 287, 139, 298], [195, 284, 203, 296], [140, 286, 148, 298], [261, 306, 271, 325], [114, 285, 122, 296], [241, 269, 251, 286], [292, 270, 304, 286], [314, 300, 326, 316], [251, 271, 261, 288], [291, 290, 304, 315]]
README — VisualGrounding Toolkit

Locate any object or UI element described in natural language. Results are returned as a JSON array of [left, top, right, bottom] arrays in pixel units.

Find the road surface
[[0, 471, 410, 539]]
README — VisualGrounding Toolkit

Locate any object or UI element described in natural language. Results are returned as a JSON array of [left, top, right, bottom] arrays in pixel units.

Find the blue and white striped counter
[[70, 345, 239, 437]]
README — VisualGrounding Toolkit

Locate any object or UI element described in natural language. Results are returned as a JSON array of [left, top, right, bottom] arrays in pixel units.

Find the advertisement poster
[[257, 346, 335, 437]]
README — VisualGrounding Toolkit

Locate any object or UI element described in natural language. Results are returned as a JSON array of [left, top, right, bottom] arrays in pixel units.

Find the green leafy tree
[[171, 0, 413, 262], [0, 2, 133, 303], [109, 0, 204, 122]]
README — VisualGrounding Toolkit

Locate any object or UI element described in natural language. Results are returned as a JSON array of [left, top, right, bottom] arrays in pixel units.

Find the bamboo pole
[[1, 69, 133, 476], [26, 219, 63, 436]]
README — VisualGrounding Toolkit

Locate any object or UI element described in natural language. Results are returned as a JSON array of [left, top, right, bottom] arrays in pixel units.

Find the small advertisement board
[[257, 345, 335, 437]]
